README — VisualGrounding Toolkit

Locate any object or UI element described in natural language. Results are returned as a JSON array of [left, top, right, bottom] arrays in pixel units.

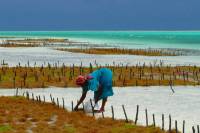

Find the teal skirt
[[93, 68, 114, 100], [82, 68, 114, 100]]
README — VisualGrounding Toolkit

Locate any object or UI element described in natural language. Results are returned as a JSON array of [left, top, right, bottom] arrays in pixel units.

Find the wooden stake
[[192, 126, 195, 133], [71, 101, 74, 111], [15, 88, 19, 96], [183, 120, 185, 133], [122, 105, 128, 123], [175, 120, 178, 133], [162, 114, 164, 130], [43, 95, 45, 103], [90, 99, 94, 117], [153, 114, 156, 127], [169, 115, 172, 132], [57, 98, 59, 107], [38, 95, 41, 102], [135, 105, 139, 125], [145, 109, 148, 126], [102, 112, 104, 118], [50, 94, 53, 102], [32, 93, 34, 101], [111, 105, 114, 120], [62, 98, 65, 109]]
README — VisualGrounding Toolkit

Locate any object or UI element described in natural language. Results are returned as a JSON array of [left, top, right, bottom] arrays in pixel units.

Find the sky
[[0, 0, 200, 30]]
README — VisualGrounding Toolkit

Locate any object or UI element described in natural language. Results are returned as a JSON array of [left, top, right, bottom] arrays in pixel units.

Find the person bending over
[[74, 68, 114, 112]]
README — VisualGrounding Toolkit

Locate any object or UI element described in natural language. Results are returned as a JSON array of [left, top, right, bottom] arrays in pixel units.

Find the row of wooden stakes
[[16, 88, 199, 133]]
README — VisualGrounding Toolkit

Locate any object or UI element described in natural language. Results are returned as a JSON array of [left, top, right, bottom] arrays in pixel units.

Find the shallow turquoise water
[[1, 31, 200, 49]]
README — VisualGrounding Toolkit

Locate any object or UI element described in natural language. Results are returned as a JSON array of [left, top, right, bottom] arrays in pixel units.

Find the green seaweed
[[111, 123, 135, 133], [64, 124, 76, 133], [0, 125, 12, 132]]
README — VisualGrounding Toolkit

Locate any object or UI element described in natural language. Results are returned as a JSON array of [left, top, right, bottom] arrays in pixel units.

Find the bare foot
[[97, 108, 104, 113]]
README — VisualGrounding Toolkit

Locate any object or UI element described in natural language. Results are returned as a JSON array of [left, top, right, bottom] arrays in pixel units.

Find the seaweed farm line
[[0, 86, 199, 133], [56, 48, 182, 56], [0, 64, 200, 88]]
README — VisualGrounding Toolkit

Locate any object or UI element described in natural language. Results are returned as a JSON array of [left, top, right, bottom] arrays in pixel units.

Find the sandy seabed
[[1, 47, 200, 67], [1, 46, 200, 132], [0, 86, 200, 132]]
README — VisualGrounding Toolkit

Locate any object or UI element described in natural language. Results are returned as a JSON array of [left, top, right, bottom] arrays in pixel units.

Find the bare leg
[[94, 87, 103, 104], [94, 97, 99, 104], [100, 97, 107, 111]]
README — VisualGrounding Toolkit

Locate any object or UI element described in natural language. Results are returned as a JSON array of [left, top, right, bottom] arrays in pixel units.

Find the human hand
[[74, 105, 78, 111]]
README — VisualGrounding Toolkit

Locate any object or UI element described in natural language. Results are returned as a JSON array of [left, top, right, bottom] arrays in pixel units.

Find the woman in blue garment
[[74, 68, 114, 112]]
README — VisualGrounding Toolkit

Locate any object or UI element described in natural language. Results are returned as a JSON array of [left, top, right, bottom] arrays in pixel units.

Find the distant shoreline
[[1, 31, 200, 50]]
